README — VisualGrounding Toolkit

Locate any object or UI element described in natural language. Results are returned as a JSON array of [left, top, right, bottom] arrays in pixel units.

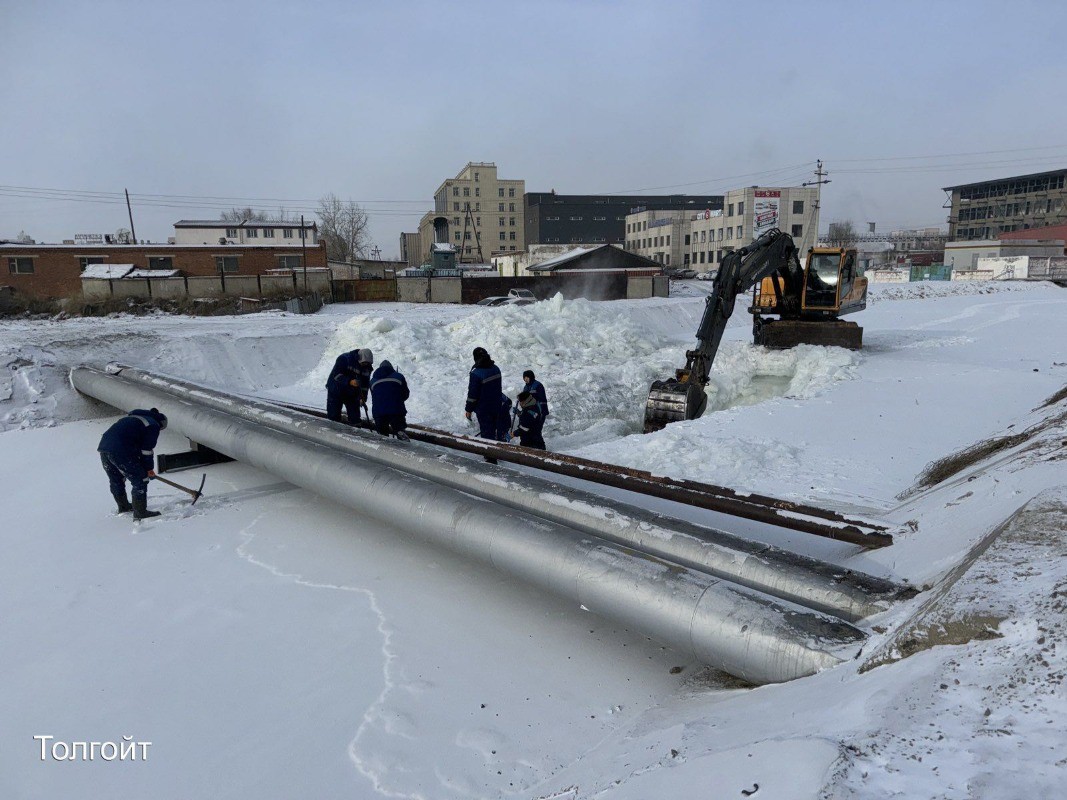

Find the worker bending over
[[97, 407, 168, 520], [326, 348, 373, 424], [510, 391, 546, 450], [370, 359, 410, 441]]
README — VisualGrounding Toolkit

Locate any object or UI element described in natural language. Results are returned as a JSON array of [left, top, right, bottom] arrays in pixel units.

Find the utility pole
[[802, 160, 831, 246], [300, 214, 308, 294], [370, 246, 382, 260], [124, 188, 137, 244]]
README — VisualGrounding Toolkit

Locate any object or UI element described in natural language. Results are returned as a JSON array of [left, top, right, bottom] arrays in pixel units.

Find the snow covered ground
[[1, 279, 1065, 798]]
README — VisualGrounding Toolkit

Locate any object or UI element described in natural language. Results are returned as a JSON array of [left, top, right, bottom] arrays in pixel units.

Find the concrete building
[[400, 231, 422, 267], [624, 186, 819, 270], [173, 219, 318, 246], [943, 239, 1064, 271], [944, 168, 1067, 240], [414, 163, 525, 264], [623, 209, 689, 267], [1000, 222, 1067, 254]]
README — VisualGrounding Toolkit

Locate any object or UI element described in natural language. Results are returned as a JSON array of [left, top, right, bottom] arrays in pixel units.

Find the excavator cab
[[751, 247, 866, 350]]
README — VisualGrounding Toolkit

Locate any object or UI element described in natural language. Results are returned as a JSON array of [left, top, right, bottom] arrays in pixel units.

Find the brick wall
[[1, 243, 328, 299]]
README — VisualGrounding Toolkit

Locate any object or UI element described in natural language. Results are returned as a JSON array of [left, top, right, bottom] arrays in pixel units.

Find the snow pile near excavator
[[297, 293, 859, 442]]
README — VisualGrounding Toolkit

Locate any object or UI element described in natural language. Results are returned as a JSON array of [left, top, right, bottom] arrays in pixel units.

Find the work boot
[[113, 492, 133, 514], [395, 431, 410, 442], [132, 496, 161, 520]]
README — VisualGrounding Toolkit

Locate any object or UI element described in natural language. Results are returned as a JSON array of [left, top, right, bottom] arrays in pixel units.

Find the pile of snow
[[868, 279, 1043, 303], [298, 294, 857, 444]]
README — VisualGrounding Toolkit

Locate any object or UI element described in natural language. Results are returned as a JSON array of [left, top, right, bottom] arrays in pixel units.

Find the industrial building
[[524, 193, 722, 249], [944, 168, 1067, 240], [413, 163, 526, 264]]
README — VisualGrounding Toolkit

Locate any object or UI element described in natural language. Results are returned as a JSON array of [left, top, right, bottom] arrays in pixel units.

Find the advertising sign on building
[[753, 190, 781, 238], [74, 233, 104, 245]]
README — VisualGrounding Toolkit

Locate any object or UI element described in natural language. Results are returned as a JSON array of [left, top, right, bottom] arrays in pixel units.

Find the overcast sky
[[3, 1, 1066, 256]]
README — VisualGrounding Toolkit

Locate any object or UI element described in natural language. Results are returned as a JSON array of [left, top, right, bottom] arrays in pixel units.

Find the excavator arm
[[644, 228, 802, 432]]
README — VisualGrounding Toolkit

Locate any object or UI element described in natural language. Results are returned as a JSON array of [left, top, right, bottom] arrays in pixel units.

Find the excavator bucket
[[644, 379, 708, 433]]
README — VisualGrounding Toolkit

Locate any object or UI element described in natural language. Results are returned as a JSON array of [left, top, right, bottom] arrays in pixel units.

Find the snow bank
[[300, 294, 858, 445]]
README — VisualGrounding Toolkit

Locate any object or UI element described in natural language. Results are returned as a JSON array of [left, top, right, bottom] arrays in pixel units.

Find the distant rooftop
[[173, 219, 315, 228], [942, 167, 1067, 192]]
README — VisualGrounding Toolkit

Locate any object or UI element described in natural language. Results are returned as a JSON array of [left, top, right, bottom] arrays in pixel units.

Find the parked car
[[675, 269, 699, 279], [502, 297, 535, 306], [508, 288, 536, 300], [697, 271, 716, 281], [476, 296, 510, 306]]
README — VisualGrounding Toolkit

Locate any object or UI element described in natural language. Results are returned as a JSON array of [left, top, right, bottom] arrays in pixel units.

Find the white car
[[475, 296, 510, 306], [507, 288, 536, 300]]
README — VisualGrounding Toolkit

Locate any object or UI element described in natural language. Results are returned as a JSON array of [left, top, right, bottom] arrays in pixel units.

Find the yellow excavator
[[644, 228, 867, 432]]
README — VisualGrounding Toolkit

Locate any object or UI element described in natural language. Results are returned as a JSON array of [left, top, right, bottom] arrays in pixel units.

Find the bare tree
[[219, 207, 271, 223], [827, 219, 858, 247], [317, 193, 370, 263]]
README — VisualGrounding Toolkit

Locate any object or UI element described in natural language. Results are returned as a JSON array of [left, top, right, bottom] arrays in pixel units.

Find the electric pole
[[802, 160, 831, 245], [300, 214, 308, 294], [124, 188, 137, 244]]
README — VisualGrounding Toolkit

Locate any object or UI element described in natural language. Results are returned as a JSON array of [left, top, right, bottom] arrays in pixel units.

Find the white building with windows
[[623, 209, 688, 267], [173, 219, 318, 246], [683, 186, 819, 269]]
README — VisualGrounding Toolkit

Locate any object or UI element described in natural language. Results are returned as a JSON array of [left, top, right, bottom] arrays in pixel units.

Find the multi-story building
[[414, 163, 525, 263], [625, 186, 819, 270], [173, 219, 317, 246], [526, 193, 722, 248], [944, 168, 1067, 240], [623, 209, 689, 267]]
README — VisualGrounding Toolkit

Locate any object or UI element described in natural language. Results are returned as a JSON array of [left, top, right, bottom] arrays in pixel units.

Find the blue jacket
[[370, 361, 409, 417], [465, 358, 502, 415], [499, 394, 515, 438], [514, 403, 545, 439], [97, 409, 165, 471], [326, 351, 371, 397], [526, 379, 550, 417]]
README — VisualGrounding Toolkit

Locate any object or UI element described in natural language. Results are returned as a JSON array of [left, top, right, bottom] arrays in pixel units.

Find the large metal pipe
[[72, 365, 864, 684], [98, 365, 907, 621]]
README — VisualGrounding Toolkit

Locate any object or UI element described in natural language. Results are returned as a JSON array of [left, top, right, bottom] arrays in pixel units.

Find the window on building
[[571, 236, 583, 243], [498, 217, 505, 226], [453, 202, 460, 211], [738, 201, 744, 215], [665, 254, 671, 265], [475, 203, 480, 212], [463, 188, 470, 197], [509, 188, 515, 197], [593, 215, 606, 221], [7, 256, 34, 274], [476, 217, 480, 225], [475, 188, 480, 197], [246, 228, 259, 238], [666, 235, 671, 245], [728, 203, 734, 216], [509, 217, 515, 226], [627, 223, 631, 233], [699, 252, 706, 264], [282, 228, 294, 238], [499, 232, 506, 241], [78, 256, 104, 270], [717, 249, 724, 262], [276, 255, 303, 269], [684, 253, 690, 265], [684, 234, 691, 246], [499, 203, 505, 212], [299, 228, 310, 239], [509, 203, 515, 212], [453, 217, 460, 226], [718, 229, 724, 241], [727, 227, 733, 240], [791, 224, 803, 237], [474, 172, 479, 182], [700, 230, 706, 243], [215, 256, 239, 274], [147, 256, 174, 270], [262, 228, 274, 238], [793, 200, 805, 214], [498, 188, 504, 197], [226, 228, 238, 238], [509, 231, 516, 240], [455, 232, 461, 241], [464, 231, 471, 240], [736, 226, 742, 240]]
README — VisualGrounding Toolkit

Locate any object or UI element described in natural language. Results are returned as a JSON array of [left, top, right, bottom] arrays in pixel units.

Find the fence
[[82, 270, 332, 301], [332, 279, 397, 302], [909, 264, 951, 282]]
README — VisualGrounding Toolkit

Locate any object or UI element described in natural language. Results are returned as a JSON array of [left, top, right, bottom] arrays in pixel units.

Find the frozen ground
[[1, 279, 1065, 798]]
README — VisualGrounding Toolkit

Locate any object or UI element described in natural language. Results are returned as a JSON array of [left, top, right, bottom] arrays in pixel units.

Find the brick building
[[1, 242, 328, 299]]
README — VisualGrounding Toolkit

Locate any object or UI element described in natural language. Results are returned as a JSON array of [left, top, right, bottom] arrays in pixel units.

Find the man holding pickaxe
[[97, 407, 168, 520]]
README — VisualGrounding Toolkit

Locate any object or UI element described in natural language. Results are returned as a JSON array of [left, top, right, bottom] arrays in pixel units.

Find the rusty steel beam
[[271, 400, 893, 549]]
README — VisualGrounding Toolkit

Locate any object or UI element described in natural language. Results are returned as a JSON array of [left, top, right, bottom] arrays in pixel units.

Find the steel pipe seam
[[102, 366, 902, 621], [72, 366, 864, 683]]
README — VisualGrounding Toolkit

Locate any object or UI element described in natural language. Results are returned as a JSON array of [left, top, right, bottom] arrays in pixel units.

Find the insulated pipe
[[72, 365, 864, 684], [99, 365, 906, 621]]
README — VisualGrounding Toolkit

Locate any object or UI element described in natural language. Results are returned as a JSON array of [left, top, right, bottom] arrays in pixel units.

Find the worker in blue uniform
[[464, 347, 504, 440], [97, 407, 168, 519], [369, 359, 410, 440], [326, 348, 373, 425], [510, 391, 546, 450], [521, 370, 550, 418]]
